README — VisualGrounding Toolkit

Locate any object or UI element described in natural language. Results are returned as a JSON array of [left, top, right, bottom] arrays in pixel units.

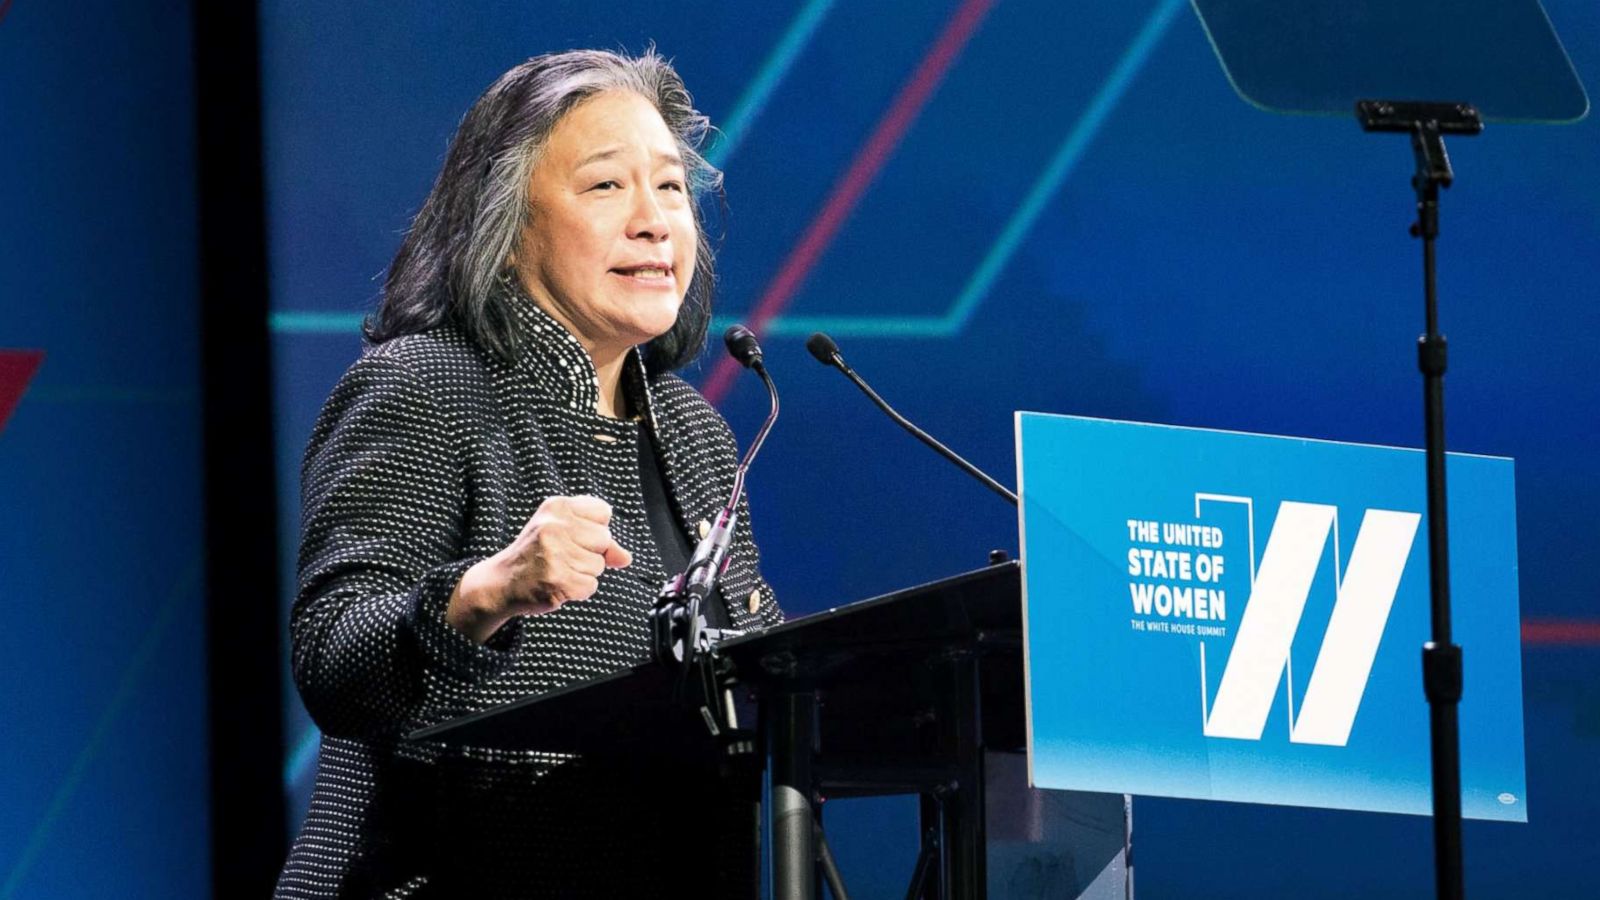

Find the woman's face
[[515, 90, 697, 360]]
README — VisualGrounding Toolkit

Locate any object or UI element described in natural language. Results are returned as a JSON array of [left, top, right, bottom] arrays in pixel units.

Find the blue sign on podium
[[1015, 413, 1526, 821]]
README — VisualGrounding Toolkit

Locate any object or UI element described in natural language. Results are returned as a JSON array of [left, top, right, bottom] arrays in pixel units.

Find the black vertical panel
[[192, 0, 287, 892]]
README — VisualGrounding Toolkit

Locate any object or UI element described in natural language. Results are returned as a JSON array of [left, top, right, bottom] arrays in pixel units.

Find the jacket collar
[[502, 276, 660, 434]]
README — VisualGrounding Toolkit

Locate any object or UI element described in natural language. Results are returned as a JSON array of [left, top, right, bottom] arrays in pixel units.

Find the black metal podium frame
[[410, 560, 1024, 899]]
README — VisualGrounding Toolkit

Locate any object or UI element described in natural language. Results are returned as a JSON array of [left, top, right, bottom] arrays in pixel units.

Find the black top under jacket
[[636, 425, 732, 630]]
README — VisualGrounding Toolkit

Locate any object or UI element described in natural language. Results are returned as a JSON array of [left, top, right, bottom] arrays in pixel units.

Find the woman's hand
[[446, 495, 633, 644]]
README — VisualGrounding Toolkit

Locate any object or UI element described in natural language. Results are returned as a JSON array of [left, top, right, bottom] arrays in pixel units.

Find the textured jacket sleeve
[[291, 351, 514, 739]]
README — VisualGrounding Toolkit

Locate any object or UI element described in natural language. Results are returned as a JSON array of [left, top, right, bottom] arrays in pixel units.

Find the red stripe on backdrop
[[0, 350, 44, 433], [1522, 618, 1600, 647], [701, 0, 1001, 405]]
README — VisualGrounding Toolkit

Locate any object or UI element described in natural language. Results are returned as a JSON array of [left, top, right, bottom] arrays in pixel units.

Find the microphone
[[805, 331, 1018, 507], [803, 331, 843, 368], [721, 325, 779, 471], [724, 324, 765, 371], [655, 324, 780, 664]]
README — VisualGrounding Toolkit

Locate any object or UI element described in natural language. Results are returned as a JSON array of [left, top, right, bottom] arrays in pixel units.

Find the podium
[[411, 560, 1122, 899]]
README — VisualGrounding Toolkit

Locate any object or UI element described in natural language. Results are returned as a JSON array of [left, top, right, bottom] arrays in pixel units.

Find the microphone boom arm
[[819, 343, 1018, 507]]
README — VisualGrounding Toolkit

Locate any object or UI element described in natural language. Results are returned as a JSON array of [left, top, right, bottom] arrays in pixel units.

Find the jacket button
[[697, 519, 711, 539], [747, 589, 762, 614]]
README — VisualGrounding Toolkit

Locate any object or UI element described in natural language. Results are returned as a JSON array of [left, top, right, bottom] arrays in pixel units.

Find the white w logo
[[1200, 499, 1420, 746]]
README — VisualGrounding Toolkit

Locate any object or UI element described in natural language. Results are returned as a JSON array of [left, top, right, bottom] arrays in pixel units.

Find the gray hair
[[369, 49, 723, 370]]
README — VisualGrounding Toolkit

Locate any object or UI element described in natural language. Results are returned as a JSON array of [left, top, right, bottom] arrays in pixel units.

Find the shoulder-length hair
[[368, 49, 722, 371]]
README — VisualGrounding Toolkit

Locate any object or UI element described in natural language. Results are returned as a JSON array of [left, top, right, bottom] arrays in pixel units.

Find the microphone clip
[[652, 506, 739, 667]]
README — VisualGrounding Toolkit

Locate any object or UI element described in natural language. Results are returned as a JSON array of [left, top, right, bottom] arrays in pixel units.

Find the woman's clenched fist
[[446, 495, 633, 644]]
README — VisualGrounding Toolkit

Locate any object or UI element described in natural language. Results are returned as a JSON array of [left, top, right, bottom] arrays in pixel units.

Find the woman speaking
[[275, 49, 782, 898]]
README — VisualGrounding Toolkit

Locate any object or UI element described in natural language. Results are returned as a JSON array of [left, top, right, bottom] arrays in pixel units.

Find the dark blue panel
[[0, 0, 208, 896]]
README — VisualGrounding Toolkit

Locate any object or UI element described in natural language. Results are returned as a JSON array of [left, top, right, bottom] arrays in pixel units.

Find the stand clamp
[[1422, 642, 1464, 706], [1418, 334, 1448, 378]]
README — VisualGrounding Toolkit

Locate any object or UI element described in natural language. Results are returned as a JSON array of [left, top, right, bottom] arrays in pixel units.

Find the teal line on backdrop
[[939, 0, 1185, 330], [24, 387, 197, 404], [268, 0, 1184, 344], [766, 0, 1186, 339], [272, 311, 366, 334], [704, 0, 836, 168], [1, 563, 203, 900]]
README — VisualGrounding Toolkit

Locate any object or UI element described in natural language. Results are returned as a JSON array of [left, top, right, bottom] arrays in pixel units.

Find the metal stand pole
[[938, 654, 985, 898], [770, 691, 818, 900], [1357, 99, 1481, 900], [815, 820, 852, 900], [1413, 135, 1466, 900]]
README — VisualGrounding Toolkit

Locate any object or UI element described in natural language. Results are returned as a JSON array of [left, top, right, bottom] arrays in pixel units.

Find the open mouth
[[610, 265, 674, 282]]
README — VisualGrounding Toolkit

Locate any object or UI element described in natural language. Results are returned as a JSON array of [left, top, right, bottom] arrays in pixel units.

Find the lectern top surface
[[407, 562, 1023, 753], [716, 561, 1020, 667]]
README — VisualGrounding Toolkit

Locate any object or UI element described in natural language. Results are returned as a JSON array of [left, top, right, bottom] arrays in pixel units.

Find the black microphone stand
[[651, 342, 860, 897], [652, 333, 780, 712], [652, 363, 777, 667], [1356, 99, 1482, 900]]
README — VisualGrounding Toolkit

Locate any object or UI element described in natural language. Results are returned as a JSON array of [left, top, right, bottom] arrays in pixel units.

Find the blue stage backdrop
[[262, 2, 1600, 897], [0, 1, 209, 898]]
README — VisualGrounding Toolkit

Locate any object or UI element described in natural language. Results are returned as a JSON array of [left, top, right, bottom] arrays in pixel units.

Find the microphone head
[[723, 324, 764, 369], [805, 332, 841, 368]]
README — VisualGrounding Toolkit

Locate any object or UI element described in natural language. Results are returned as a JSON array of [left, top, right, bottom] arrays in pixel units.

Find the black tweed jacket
[[275, 296, 783, 899]]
